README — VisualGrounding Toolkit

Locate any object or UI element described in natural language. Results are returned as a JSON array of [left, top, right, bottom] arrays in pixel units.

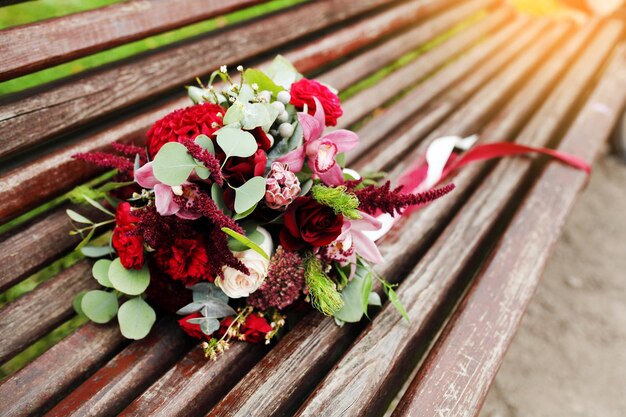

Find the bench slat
[[212, 20, 566, 417], [0, 0, 471, 223], [392, 40, 626, 417], [45, 319, 193, 417], [0, 0, 435, 161], [0, 261, 97, 363], [0, 0, 266, 82], [294, 20, 622, 416], [0, 323, 126, 417]]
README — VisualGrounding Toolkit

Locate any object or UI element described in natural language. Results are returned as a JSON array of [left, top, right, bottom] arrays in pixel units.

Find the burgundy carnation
[[153, 234, 212, 286], [290, 78, 343, 126], [112, 202, 144, 270], [279, 197, 343, 251], [146, 103, 225, 158]]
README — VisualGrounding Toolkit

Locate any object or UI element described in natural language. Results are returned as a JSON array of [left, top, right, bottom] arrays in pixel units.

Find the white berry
[[276, 110, 289, 123], [278, 123, 294, 138], [277, 90, 291, 104], [271, 101, 285, 113], [258, 90, 271, 102]]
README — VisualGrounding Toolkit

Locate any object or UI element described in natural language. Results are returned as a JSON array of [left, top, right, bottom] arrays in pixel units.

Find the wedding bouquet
[[68, 56, 454, 359]]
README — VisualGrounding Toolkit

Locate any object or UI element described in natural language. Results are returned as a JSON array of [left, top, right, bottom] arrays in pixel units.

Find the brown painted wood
[[0, 0, 266, 82], [0, 260, 96, 364], [0, 322, 127, 417], [392, 41, 626, 417], [45, 318, 194, 417], [0, 0, 467, 223], [119, 342, 265, 417], [334, 6, 514, 130], [0, 0, 419, 160], [294, 19, 622, 417], [0, 204, 105, 292], [207, 20, 570, 417], [299, 0, 499, 90]]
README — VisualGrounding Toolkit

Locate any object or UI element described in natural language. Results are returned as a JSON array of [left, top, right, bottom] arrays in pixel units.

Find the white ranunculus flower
[[216, 227, 273, 299]]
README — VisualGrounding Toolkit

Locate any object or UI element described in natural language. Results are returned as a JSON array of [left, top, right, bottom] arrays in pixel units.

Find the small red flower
[[153, 234, 211, 286], [290, 78, 343, 126], [178, 313, 209, 340], [279, 197, 344, 251], [112, 202, 144, 270], [146, 103, 225, 158], [218, 313, 272, 343]]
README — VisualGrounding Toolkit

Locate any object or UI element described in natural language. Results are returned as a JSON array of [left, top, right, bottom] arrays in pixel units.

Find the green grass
[[0, 0, 306, 96]]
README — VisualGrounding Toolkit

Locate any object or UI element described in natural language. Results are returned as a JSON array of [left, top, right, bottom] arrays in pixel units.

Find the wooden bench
[[1, 1, 625, 416]]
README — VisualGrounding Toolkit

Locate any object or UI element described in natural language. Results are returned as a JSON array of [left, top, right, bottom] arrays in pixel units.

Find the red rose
[[248, 127, 272, 151], [218, 313, 272, 343], [279, 197, 343, 250], [221, 148, 267, 187], [290, 78, 343, 126], [153, 234, 211, 286], [112, 202, 144, 270], [178, 313, 209, 341], [146, 103, 225, 158]]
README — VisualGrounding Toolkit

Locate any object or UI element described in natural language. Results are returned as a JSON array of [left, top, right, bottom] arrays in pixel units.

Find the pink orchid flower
[[278, 97, 358, 185], [343, 211, 385, 265], [135, 162, 201, 220]]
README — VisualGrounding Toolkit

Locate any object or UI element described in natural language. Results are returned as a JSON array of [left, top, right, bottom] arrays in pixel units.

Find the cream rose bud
[[216, 227, 274, 299]]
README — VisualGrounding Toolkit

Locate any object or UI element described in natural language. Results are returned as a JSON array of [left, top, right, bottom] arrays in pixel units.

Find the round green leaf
[[108, 258, 150, 295], [81, 290, 118, 324], [92, 259, 113, 287], [152, 142, 197, 186], [234, 176, 266, 214], [216, 128, 258, 159], [117, 297, 156, 340], [73, 291, 87, 316], [194, 134, 214, 153]]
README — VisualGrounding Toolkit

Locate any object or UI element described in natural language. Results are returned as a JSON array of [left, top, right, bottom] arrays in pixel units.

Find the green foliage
[[243, 69, 284, 95], [305, 257, 344, 316], [107, 258, 150, 296], [117, 297, 156, 340], [311, 185, 361, 219], [81, 290, 118, 324], [152, 142, 199, 186], [92, 259, 113, 287], [222, 227, 269, 260], [334, 263, 378, 323], [216, 128, 258, 158], [265, 55, 302, 89], [233, 176, 266, 214]]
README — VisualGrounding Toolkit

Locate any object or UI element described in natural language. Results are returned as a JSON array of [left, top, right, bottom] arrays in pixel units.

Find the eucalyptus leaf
[[73, 291, 87, 316], [237, 83, 255, 103], [244, 69, 284, 95], [299, 179, 313, 196], [83, 195, 114, 216], [187, 317, 221, 335], [108, 258, 150, 296], [234, 176, 266, 214], [232, 203, 257, 221], [221, 227, 269, 260], [194, 134, 215, 153], [334, 268, 372, 323], [117, 297, 156, 340], [81, 290, 118, 324], [368, 292, 382, 307], [223, 104, 244, 125], [81, 245, 114, 258], [216, 128, 258, 159], [92, 259, 113, 287], [195, 166, 210, 179], [66, 209, 92, 224], [189, 282, 228, 304], [241, 103, 272, 130], [266, 55, 302, 89], [211, 183, 230, 215], [176, 302, 205, 315], [152, 142, 197, 186]]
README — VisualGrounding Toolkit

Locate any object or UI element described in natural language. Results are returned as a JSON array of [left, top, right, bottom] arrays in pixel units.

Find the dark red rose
[[178, 313, 210, 341], [248, 127, 272, 151], [145, 262, 192, 314], [279, 197, 343, 250], [146, 103, 225, 158], [218, 313, 272, 343], [112, 202, 144, 270], [153, 234, 212, 286], [290, 78, 343, 126]]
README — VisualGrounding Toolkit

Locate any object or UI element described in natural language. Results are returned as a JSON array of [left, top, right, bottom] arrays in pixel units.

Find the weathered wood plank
[[294, 19, 621, 417], [0, 0, 436, 160], [0, 0, 266, 82], [0, 261, 96, 364], [0, 204, 105, 292], [0, 322, 127, 417], [118, 343, 265, 417], [45, 319, 194, 417], [0, 0, 473, 223], [392, 41, 626, 417], [208, 21, 570, 417]]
